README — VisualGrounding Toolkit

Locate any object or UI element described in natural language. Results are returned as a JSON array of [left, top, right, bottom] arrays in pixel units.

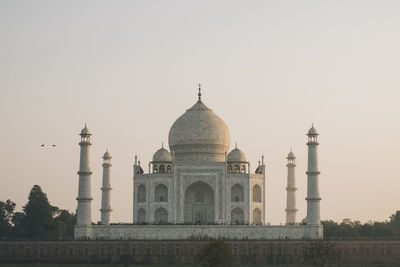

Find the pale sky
[[0, 1, 399, 225]]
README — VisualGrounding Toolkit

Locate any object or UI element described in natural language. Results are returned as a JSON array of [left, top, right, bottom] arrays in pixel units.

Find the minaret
[[285, 149, 297, 224], [306, 125, 321, 225], [76, 124, 93, 226], [100, 150, 112, 225]]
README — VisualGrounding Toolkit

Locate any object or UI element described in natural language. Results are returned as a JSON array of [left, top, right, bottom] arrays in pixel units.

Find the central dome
[[168, 98, 230, 162]]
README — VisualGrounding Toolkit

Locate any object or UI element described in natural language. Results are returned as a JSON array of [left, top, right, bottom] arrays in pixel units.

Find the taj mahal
[[74, 87, 323, 240]]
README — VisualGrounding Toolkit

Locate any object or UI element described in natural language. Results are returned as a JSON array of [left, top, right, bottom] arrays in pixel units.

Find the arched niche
[[253, 208, 262, 224], [154, 207, 168, 224], [253, 184, 262, 202], [155, 184, 168, 202], [231, 184, 244, 202], [137, 184, 146, 203], [137, 208, 146, 223], [231, 207, 244, 225]]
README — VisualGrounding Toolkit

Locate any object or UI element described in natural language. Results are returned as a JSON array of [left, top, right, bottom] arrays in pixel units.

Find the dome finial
[[235, 142, 237, 149], [162, 142, 164, 148], [198, 83, 202, 100]]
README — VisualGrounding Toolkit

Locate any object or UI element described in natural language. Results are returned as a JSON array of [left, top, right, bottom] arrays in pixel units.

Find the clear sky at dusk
[[0, 0, 399, 225]]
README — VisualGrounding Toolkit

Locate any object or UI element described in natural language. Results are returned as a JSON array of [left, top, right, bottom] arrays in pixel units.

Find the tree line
[[322, 211, 400, 239], [1, 184, 399, 240], [0, 185, 75, 240]]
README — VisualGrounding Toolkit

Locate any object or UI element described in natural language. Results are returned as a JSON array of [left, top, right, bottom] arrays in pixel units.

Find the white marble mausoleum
[[74, 87, 323, 240]]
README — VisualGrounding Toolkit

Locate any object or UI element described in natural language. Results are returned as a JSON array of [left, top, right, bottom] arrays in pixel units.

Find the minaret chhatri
[[306, 124, 321, 225], [285, 149, 297, 224], [100, 150, 113, 225], [76, 124, 93, 226]]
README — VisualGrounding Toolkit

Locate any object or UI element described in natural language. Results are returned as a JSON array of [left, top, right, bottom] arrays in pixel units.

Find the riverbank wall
[[1, 240, 399, 265]]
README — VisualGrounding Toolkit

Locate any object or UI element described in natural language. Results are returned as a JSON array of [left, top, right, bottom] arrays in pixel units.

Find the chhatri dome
[[103, 150, 111, 159], [227, 144, 247, 163], [308, 124, 318, 136], [152, 144, 172, 163], [80, 124, 91, 136], [168, 86, 230, 162]]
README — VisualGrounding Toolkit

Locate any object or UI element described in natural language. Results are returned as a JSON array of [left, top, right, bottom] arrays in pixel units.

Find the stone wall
[[1, 240, 399, 265]]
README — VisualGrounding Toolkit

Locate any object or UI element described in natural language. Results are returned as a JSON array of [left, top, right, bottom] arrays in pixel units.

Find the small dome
[[103, 150, 111, 159], [287, 150, 295, 158], [227, 147, 247, 162], [80, 124, 91, 136], [153, 147, 172, 162], [307, 125, 318, 136]]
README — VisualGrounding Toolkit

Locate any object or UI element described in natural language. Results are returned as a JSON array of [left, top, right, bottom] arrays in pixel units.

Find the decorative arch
[[231, 184, 244, 202], [231, 207, 244, 225], [137, 184, 146, 203], [155, 184, 168, 202], [137, 208, 146, 223], [167, 165, 172, 173], [253, 184, 262, 202], [154, 207, 168, 224], [253, 208, 262, 224], [228, 165, 232, 173], [241, 165, 246, 173], [159, 164, 165, 173], [234, 165, 240, 173], [184, 181, 215, 224]]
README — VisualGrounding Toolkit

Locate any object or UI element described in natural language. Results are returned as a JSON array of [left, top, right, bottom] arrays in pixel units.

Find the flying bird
[[52, 145, 56, 147], [41, 144, 44, 147]]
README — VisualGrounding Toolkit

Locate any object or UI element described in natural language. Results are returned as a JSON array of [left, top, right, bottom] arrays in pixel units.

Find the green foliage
[[19, 185, 56, 239], [53, 209, 76, 239], [1, 184, 75, 240], [0, 199, 16, 238], [302, 240, 340, 267], [199, 239, 233, 267], [322, 210, 400, 239]]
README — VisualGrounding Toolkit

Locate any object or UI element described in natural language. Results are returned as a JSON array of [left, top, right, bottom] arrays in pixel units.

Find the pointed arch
[[253, 208, 262, 224], [184, 181, 215, 224], [155, 184, 168, 202], [228, 165, 233, 173], [253, 184, 262, 202], [234, 165, 240, 173], [137, 208, 146, 223], [241, 165, 246, 173], [231, 207, 244, 225], [231, 184, 244, 202], [159, 164, 165, 173], [137, 184, 146, 203], [154, 207, 168, 224]]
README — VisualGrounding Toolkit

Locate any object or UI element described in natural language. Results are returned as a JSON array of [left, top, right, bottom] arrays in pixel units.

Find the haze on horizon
[[0, 0, 399, 225]]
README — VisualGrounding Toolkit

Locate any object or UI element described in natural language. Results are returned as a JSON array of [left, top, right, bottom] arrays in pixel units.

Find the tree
[[389, 210, 400, 236], [321, 220, 339, 239], [53, 209, 76, 239], [390, 210, 400, 225], [0, 199, 16, 238], [20, 185, 58, 239], [199, 239, 233, 267], [302, 240, 340, 267]]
